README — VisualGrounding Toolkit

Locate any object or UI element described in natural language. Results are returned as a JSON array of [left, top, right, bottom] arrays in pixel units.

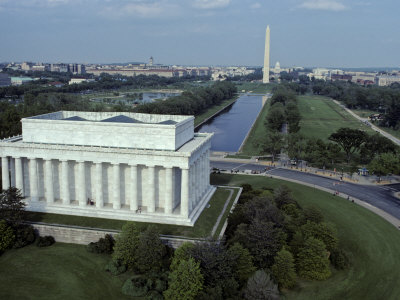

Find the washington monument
[[263, 26, 270, 84]]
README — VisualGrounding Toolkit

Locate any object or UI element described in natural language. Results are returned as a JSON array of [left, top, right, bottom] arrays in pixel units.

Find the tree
[[135, 225, 166, 273], [244, 270, 280, 300], [234, 220, 286, 268], [265, 103, 286, 132], [227, 243, 256, 286], [296, 237, 331, 280], [112, 222, 140, 268], [360, 133, 397, 162], [369, 152, 400, 177], [328, 128, 367, 163], [0, 187, 26, 224], [261, 132, 284, 163], [301, 221, 338, 252], [170, 242, 195, 271], [271, 248, 296, 289], [164, 258, 204, 300], [0, 220, 15, 252]]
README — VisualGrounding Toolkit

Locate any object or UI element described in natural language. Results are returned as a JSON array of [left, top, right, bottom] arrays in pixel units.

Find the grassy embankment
[[25, 187, 239, 239], [211, 173, 400, 300], [0, 243, 133, 300], [194, 96, 239, 127], [297, 95, 375, 141], [351, 108, 400, 139], [238, 99, 272, 157]]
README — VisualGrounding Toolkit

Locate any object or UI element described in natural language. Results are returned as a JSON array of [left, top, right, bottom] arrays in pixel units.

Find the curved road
[[210, 161, 400, 222]]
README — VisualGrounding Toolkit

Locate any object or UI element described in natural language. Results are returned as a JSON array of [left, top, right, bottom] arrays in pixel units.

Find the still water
[[196, 94, 264, 152]]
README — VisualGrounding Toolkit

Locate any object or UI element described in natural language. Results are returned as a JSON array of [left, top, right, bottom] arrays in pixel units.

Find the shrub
[[105, 259, 127, 276], [87, 234, 114, 254], [36, 236, 55, 247], [330, 248, 350, 270], [13, 224, 36, 248], [0, 220, 15, 252], [122, 276, 149, 297]]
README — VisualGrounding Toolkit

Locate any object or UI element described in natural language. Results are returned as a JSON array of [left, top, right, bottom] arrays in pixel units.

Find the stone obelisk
[[263, 26, 270, 84]]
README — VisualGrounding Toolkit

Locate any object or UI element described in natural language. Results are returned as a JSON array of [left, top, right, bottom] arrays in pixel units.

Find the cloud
[[299, 0, 347, 11], [100, 1, 181, 18], [193, 0, 231, 9], [250, 2, 261, 9]]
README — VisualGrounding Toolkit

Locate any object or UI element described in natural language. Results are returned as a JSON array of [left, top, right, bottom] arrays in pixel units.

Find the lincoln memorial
[[0, 111, 215, 226]]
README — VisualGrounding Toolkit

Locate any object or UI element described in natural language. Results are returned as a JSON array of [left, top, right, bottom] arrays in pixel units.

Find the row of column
[[1, 156, 195, 217], [188, 151, 210, 213]]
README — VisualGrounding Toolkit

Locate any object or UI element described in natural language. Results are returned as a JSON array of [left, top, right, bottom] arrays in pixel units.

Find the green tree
[[244, 270, 280, 300], [135, 225, 166, 273], [369, 152, 400, 177], [328, 127, 367, 163], [0, 220, 15, 252], [296, 237, 331, 280], [261, 132, 284, 163], [164, 258, 204, 300], [112, 222, 140, 268], [0, 187, 26, 225], [265, 103, 286, 132], [301, 221, 338, 252], [170, 242, 195, 271], [227, 243, 256, 286], [271, 248, 296, 289]]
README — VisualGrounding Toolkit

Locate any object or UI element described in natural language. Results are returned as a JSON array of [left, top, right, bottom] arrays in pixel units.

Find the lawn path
[[211, 188, 234, 237]]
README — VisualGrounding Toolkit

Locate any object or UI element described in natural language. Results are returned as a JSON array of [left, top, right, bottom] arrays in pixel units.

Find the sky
[[0, 0, 399, 68]]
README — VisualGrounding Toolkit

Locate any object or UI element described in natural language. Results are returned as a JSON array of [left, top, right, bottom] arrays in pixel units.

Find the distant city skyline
[[1, 0, 399, 68]]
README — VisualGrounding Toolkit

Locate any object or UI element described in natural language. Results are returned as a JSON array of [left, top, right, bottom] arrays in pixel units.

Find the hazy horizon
[[1, 0, 399, 68]]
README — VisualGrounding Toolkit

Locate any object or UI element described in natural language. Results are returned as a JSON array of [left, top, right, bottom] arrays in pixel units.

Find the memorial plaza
[[0, 111, 215, 226]]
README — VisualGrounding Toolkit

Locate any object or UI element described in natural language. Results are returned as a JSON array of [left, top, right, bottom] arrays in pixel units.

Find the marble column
[[1, 156, 10, 190], [180, 168, 189, 218], [194, 160, 199, 205], [29, 158, 38, 201], [147, 165, 155, 213], [77, 161, 86, 207], [165, 167, 173, 214], [189, 164, 194, 212], [112, 163, 121, 210], [200, 154, 206, 196], [15, 157, 24, 195], [44, 159, 54, 204], [60, 160, 70, 205], [129, 164, 138, 211], [95, 162, 103, 208], [10, 158, 15, 187]]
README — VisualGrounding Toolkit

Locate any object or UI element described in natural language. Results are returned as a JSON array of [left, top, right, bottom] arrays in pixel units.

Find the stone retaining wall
[[29, 222, 202, 249]]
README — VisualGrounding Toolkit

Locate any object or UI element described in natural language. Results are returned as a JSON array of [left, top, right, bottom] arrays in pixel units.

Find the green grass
[[0, 243, 132, 300], [194, 96, 238, 127], [298, 95, 375, 141], [239, 100, 271, 156], [212, 188, 239, 238], [25, 187, 238, 238], [210, 173, 400, 300]]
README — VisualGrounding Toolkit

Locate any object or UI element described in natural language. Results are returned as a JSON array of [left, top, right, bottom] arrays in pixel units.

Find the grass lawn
[[0, 243, 132, 300], [25, 187, 239, 239], [239, 100, 271, 156], [194, 96, 238, 127], [298, 95, 375, 141], [211, 173, 400, 300]]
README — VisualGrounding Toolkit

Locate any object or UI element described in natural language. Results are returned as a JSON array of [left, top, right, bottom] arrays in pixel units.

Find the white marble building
[[0, 111, 215, 226]]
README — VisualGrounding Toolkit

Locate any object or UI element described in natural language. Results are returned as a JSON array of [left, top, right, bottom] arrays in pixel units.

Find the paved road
[[210, 161, 400, 221]]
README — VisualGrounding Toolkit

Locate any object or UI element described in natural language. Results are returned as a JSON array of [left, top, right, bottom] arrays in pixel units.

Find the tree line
[[133, 81, 237, 115]]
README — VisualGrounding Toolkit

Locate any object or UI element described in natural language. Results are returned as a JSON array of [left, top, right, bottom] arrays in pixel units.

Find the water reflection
[[197, 94, 263, 152]]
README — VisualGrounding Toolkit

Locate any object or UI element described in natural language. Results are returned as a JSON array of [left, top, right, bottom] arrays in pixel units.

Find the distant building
[[21, 62, 33, 71], [377, 75, 400, 86], [51, 63, 69, 73], [331, 74, 352, 82], [69, 78, 95, 85], [11, 77, 34, 86], [149, 56, 154, 66], [0, 73, 11, 87], [68, 64, 86, 74]]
